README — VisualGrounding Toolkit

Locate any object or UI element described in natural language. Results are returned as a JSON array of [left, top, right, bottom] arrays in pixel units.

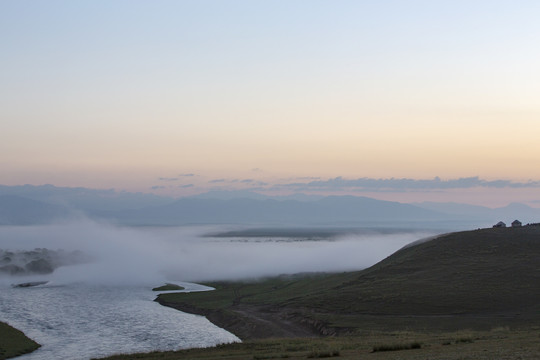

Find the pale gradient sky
[[1, 1, 540, 206]]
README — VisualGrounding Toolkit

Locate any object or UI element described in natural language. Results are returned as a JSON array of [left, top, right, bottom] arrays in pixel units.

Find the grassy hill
[[157, 226, 540, 338], [307, 225, 540, 317]]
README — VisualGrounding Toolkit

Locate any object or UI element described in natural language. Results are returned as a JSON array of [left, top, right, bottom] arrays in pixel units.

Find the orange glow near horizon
[[2, 1, 540, 206]]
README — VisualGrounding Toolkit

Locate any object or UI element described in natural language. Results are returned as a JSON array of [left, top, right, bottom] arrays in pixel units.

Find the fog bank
[[0, 220, 438, 285]]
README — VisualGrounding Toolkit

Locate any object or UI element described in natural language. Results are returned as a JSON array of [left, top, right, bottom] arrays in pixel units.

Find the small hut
[[493, 221, 506, 228], [511, 220, 522, 227]]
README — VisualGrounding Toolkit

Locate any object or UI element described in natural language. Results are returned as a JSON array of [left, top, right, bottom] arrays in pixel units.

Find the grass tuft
[[252, 354, 289, 359], [371, 341, 421, 353], [455, 337, 474, 344], [152, 283, 184, 291], [307, 350, 340, 358]]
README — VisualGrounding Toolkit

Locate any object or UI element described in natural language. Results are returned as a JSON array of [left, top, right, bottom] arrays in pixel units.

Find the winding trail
[[155, 299, 322, 340]]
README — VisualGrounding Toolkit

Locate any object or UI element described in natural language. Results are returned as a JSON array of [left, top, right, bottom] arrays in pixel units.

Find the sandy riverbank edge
[[155, 298, 333, 340]]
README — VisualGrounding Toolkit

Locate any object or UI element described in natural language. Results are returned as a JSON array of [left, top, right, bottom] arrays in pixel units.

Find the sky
[[1, 0, 540, 206]]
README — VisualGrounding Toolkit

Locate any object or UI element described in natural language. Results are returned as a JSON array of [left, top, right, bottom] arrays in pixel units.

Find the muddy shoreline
[[155, 298, 331, 340]]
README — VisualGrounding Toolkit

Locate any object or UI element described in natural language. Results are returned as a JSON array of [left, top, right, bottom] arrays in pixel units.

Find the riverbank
[[154, 273, 356, 340], [0, 321, 40, 360], [156, 297, 323, 340], [155, 227, 540, 340]]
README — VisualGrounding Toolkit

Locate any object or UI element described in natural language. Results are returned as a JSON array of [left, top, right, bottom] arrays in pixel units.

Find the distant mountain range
[[0, 195, 72, 225], [1, 185, 539, 228], [91, 195, 442, 227], [414, 201, 540, 225], [0, 184, 172, 211]]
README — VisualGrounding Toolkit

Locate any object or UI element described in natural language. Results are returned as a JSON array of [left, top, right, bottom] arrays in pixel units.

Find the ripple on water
[[0, 282, 239, 360]]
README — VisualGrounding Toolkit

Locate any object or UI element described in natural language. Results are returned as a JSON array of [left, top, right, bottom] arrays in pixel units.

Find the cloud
[[277, 176, 540, 192], [233, 179, 268, 186], [179, 184, 194, 188], [151, 185, 166, 190], [158, 177, 179, 182], [206, 178, 269, 187], [178, 173, 196, 177]]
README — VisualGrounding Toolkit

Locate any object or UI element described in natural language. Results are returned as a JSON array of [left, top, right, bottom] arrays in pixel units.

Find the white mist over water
[[0, 219, 438, 284], [0, 220, 439, 359]]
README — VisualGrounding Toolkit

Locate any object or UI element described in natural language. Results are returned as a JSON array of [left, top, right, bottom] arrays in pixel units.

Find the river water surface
[[0, 282, 239, 360]]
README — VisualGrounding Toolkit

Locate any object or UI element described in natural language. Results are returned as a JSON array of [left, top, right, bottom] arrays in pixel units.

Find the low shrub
[[307, 350, 340, 358], [371, 342, 421, 352], [152, 283, 184, 291]]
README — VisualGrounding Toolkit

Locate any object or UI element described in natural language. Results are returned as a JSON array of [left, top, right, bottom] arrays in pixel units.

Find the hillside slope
[[310, 226, 540, 316], [157, 226, 540, 338]]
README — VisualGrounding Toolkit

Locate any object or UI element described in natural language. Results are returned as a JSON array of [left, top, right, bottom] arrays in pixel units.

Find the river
[[0, 282, 239, 360]]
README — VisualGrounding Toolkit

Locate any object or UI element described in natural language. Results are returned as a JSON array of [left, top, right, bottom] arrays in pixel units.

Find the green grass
[[158, 226, 540, 336], [95, 328, 540, 359], [454, 337, 475, 344], [372, 342, 421, 352], [152, 283, 184, 291], [306, 349, 341, 358], [0, 321, 40, 360]]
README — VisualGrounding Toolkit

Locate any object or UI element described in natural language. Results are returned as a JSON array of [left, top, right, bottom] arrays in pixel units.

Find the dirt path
[[156, 298, 322, 340], [230, 305, 320, 339]]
